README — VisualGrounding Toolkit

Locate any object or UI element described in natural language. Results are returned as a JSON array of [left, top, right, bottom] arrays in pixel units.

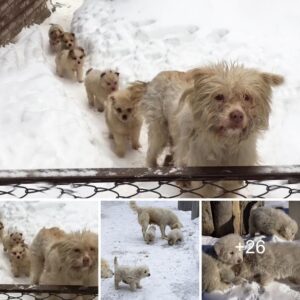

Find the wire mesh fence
[[0, 166, 299, 198], [0, 284, 98, 300]]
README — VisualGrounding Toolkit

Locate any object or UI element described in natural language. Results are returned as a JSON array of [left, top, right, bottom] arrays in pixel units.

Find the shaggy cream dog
[[55, 47, 85, 82], [30, 228, 98, 288], [105, 87, 144, 157], [85, 69, 120, 112], [144, 225, 156, 244], [167, 228, 183, 245], [130, 201, 183, 239], [48, 24, 64, 52], [9, 243, 30, 277], [114, 257, 150, 291], [141, 63, 284, 197], [202, 234, 244, 292], [249, 206, 298, 240], [235, 242, 300, 286], [3, 231, 24, 252], [101, 258, 114, 278]]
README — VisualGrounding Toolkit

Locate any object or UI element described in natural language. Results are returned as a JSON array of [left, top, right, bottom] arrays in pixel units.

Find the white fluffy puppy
[[55, 47, 85, 82], [202, 234, 244, 292], [85, 69, 119, 112], [249, 206, 298, 240], [114, 257, 150, 291], [130, 201, 183, 239], [167, 228, 183, 245], [144, 225, 156, 244], [236, 242, 300, 286], [101, 258, 114, 278]]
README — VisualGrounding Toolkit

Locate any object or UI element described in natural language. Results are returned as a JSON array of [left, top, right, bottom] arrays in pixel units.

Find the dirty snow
[[101, 201, 199, 299]]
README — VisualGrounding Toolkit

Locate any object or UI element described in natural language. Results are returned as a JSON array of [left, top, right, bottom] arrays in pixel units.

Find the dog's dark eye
[[243, 93, 252, 102], [90, 247, 95, 252], [215, 94, 224, 101], [72, 57, 76, 60], [107, 82, 111, 86], [116, 108, 122, 113], [144, 271, 147, 273], [230, 251, 234, 255], [127, 108, 132, 113], [80, 56, 83, 59], [74, 248, 81, 253]]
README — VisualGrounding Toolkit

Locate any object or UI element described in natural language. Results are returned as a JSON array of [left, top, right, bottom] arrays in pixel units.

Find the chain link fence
[[0, 166, 299, 198], [0, 284, 98, 300]]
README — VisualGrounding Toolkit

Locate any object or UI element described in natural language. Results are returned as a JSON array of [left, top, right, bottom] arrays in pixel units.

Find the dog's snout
[[229, 110, 244, 124], [148, 273, 151, 276], [122, 114, 127, 120], [83, 256, 90, 266], [237, 258, 242, 264]]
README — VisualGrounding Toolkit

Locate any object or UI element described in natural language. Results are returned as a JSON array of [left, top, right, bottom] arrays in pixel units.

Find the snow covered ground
[[101, 201, 199, 299], [0, 200, 98, 284], [202, 201, 300, 300]]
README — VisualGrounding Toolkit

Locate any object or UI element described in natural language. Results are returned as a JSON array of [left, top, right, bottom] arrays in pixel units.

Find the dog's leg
[[95, 97, 104, 112], [131, 122, 142, 150], [56, 64, 63, 78], [30, 255, 44, 284], [129, 281, 136, 291], [87, 91, 95, 107], [159, 224, 166, 238], [76, 66, 84, 83], [136, 280, 142, 289], [114, 276, 120, 290], [146, 121, 169, 167], [113, 133, 127, 157]]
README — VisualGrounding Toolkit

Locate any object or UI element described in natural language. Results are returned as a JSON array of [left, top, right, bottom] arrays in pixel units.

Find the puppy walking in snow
[[249, 206, 298, 240], [55, 47, 86, 82], [167, 228, 183, 245], [144, 225, 156, 244], [9, 243, 30, 277], [85, 69, 119, 112], [130, 201, 182, 239], [114, 257, 150, 291], [101, 258, 114, 278]]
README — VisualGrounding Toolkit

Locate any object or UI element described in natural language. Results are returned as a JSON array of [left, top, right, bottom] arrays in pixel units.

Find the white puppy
[[144, 225, 156, 244], [167, 228, 183, 245], [249, 206, 298, 240], [114, 257, 150, 291], [55, 47, 85, 82], [101, 258, 114, 278]]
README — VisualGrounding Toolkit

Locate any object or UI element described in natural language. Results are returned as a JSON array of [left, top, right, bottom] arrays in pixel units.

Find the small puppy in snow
[[130, 201, 183, 239], [167, 228, 183, 246], [85, 68, 120, 112], [3, 231, 24, 252], [101, 258, 114, 278], [202, 234, 244, 292], [144, 225, 156, 244], [9, 243, 30, 277], [48, 24, 64, 52], [55, 47, 86, 82], [105, 85, 144, 157], [60, 32, 76, 50], [0, 221, 4, 241], [114, 257, 150, 291], [249, 206, 298, 240]]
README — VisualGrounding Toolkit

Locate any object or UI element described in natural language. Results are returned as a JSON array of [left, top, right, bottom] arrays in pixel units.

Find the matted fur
[[141, 63, 284, 197], [114, 257, 150, 291], [236, 242, 300, 286], [249, 206, 298, 240], [167, 228, 183, 245], [85, 69, 119, 112], [105, 88, 143, 157], [202, 234, 244, 292], [129, 201, 183, 239], [9, 243, 30, 277], [101, 258, 114, 278], [55, 47, 85, 82]]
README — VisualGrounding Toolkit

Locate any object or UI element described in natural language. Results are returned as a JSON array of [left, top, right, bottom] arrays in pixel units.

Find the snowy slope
[[0, 201, 98, 284], [101, 201, 199, 300], [0, 0, 300, 170]]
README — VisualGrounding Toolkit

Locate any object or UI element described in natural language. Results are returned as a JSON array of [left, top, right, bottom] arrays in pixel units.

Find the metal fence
[[0, 284, 98, 300], [0, 166, 299, 198]]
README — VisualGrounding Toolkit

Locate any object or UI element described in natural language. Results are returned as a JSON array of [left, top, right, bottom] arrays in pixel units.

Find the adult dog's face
[[188, 63, 284, 141], [56, 231, 98, 273]]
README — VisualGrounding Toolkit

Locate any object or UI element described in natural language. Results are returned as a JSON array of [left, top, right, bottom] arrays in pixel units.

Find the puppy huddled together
[[102, 202, 184, 293], [0, 219, 98, 295], [203, 206, 299, 293]]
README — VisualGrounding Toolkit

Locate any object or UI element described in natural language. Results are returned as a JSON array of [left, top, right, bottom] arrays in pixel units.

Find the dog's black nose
[[229, 110, 244, 124], [148, 274, 151, 276], [122, 115, 127, 120]]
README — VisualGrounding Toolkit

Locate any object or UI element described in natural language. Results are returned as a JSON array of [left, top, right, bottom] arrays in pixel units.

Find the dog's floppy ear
[[100, 72, 106, 78], [213, 241, 223, 256], [71, 32, 75, 38], [261, 73, 284, 86]]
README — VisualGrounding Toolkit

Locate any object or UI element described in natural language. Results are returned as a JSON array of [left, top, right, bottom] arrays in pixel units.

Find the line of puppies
[[203, 206, 299, 293], [0, 220, 98, 299], [101, 202, 184, 292]]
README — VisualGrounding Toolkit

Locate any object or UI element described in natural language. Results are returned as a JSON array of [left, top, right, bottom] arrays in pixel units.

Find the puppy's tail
[[128, 81, 148, 105], [86, 68, 93, 75], [129, 201, 142, 214], [114, 256, 118, 270]]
